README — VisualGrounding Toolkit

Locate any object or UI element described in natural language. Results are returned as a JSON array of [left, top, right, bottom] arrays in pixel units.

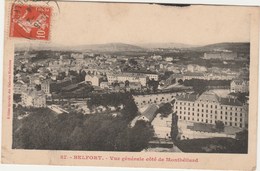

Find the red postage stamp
[[9, 4, 51, 40]]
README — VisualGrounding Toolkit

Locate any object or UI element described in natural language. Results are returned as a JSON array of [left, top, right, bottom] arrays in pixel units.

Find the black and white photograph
[[11, 3, 250, 154]]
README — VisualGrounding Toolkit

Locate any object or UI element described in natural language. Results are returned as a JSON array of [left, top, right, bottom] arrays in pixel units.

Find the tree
[[147, 79, 159, 92], [171, 112, 179, 141], [13, 94, 22, 103], [35, 84, 41, 91], [57, 72, 66, 80], [125, 80, 130, 87], [236, 92, 249, 104], [161, 71, 174, 80], [129, 121, 154, 151], [129, 58, 138, 66], [158, 103, 172, 117], [235, 129, 248, 153], [236, 129, 248, 141], [78, 70, 87, 82], [121, 95, 138, 120], [178, 79, 184, 85], [215, 121, 225, 132]]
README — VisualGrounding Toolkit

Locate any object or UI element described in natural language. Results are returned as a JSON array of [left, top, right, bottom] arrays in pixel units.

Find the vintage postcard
[[1, 0, 259, 170]]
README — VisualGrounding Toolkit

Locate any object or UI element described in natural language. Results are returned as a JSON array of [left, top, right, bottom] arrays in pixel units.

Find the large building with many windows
[[107, 73, 147, 86], [173, 91, 248, 128]]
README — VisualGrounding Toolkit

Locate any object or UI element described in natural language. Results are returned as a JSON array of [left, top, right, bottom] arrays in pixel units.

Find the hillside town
[[12, 42, 249, 153]]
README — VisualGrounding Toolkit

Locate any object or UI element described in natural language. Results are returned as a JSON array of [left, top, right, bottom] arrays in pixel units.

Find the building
[[187, 64, 207, 73], [182, 72, 205, 80], [21, 90, 46, 108], [178, 72, 237, 81], [138, 104, 159, 122], [14, 82, 28, 94], [83, 68, 110, 76], [165, 74, 183, 85], [85, 74, 102, 86], [41, 78, 74, 94], [165, 57, 173, 62], [230, 80, 249, 93], [145, 73, 159, 81], [48, 59, 71, 71], [71, 53, 84, 60], [133, 92, 184, 107], [173, 91, 248, 128], [106, 73, 147, 86], [100, 81, 109, 89], [41, 79, 51, 94], [152, 55, 162, 60], [126, 82, 142, 91], [123, 71, 159, 81]]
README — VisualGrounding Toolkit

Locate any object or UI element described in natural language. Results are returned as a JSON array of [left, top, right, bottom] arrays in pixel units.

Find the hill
[[74, 43, 145, 52], [15, 43, 146, 52], [139, 42, 197, 49], [192, 42, 250, 52], [15, 42, 250, 53]]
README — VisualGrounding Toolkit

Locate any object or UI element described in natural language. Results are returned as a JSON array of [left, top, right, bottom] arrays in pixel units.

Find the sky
[[49, 2, 253, 46]]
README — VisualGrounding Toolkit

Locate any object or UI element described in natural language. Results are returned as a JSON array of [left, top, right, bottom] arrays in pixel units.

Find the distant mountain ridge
[[192, 42, 250, 52], [74, 43, 145, 52], [16, 43, 145, 52], [16, 42, 250, 52], [138, 42, 197, 49]]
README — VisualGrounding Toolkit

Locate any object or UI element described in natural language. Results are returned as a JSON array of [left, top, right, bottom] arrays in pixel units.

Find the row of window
[[136, 99, 171, 105], [175, 109, 244, 117], [178, 112, 243, 121], [138, 95, 175, 101], [136, 95, 176, 105], [176, 102, 242, 111], [178, 116, 243, 127]]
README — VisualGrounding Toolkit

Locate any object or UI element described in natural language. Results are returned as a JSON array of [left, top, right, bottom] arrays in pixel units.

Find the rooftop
[[176, 90, 244, 106], [176, 94, 198, 102], [232, 79, 247, 85], [24, 90, 45, 97], [219, 98, 243, 106], [124, 71, 158, 75], [197, 90, 219, 103], [141, 104, 159, 122], [107, 72, 147, 78], [183, 72, 205, 77]]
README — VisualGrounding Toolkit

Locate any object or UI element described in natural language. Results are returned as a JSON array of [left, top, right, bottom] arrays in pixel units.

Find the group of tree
[[13, 94, 21, 103], [147, 78, 159, 92], [160, 71, 174, 81], [183, 79, 231, 94], [13, 108, 153, 151], [235, 129, 248, 153], [157, 103, 172, 117], [53, 86, 94, 99], [215, 120, 225, 132], [229, 92, 249, 104], [86, 92, 138, 120], [170, 112, 179, 141], [67, 70, 87, 83]]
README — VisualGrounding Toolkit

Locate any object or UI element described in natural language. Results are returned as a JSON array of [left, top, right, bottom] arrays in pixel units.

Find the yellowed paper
[[1, 0, 259, 170]]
